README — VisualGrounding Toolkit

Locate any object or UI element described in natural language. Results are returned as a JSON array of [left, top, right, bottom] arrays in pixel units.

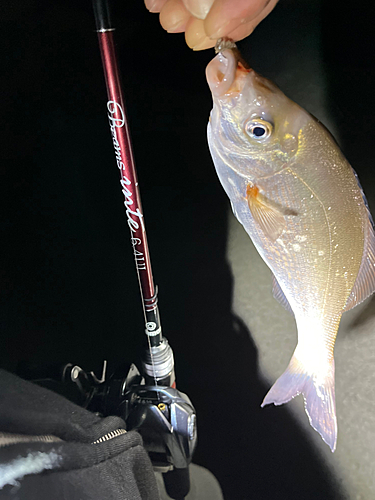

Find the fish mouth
[[206, 49, 238, 97]]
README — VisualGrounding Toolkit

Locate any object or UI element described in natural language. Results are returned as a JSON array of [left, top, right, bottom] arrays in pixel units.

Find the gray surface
[[156, 465, 224, 500]]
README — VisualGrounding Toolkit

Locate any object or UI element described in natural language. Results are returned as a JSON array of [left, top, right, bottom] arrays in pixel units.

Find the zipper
[[91, 428, 127, 444], [0, 428, 127, 448]]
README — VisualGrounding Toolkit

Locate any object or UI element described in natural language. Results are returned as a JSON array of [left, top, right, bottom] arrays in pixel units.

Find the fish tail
[[261, 354, 337, 451]]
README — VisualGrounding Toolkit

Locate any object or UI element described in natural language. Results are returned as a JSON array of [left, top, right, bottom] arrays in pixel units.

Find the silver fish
[[206, 44, 375, 451]]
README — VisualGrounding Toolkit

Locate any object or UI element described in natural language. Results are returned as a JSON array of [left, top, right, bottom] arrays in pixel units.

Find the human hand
[[144, 0, 278, 50]]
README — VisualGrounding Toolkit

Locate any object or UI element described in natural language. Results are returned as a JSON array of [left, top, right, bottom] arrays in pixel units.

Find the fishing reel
[[59, 342, 197, 499]]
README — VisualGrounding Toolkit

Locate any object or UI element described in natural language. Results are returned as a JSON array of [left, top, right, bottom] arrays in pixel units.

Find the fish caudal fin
[[261, 355, 337, 451]]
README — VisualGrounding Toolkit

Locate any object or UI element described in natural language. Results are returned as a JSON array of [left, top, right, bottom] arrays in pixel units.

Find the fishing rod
[[15, 2, 196, 497], [92, 0, 169, 385], [82, 0, 198, 498]]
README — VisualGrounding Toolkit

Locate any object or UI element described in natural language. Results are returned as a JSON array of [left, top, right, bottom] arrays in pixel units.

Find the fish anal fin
[[261, 354, 337, 452], [272, 275, 294, 315], [246, 184, 297, 242], [345, 220, 375, 311]]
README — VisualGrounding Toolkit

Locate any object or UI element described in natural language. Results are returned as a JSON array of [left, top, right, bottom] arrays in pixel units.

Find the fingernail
[[186, 32, 205, 48], [185, 17, 206, 48], [159, 0, 190, 33], [145, 0, 159, 13], [167, 19, 187, 33], [192, 36, 216, 51], [182, 0, 215, 20]]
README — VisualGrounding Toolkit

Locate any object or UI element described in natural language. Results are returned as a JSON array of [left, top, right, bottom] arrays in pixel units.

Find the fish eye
[[245, 118, 273, 141]]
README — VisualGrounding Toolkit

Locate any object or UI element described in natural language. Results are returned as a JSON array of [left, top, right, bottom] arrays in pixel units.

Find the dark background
[[1, 1, 374, 498]]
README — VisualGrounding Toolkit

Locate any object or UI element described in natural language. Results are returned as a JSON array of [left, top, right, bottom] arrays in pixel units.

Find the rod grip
[[163, 467, 191, 500]]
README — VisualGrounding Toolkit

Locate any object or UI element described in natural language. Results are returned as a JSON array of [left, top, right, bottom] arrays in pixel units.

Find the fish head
[[206, 49, 309, 180]]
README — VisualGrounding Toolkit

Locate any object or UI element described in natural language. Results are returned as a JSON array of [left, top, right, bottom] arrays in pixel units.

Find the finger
[[144, 0, 168, 13], [181, 0, 215, 20], [185, 17, 216, 50], [223, 22, 255, 43], [204, 0, 273, 39], [159, 0, 190, 32]]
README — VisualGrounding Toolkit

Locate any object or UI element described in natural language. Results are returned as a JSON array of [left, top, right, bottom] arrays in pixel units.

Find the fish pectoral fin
[[261, 354, 337, 452], [272, 275, 294, 315], [246, 184, 297, 241]]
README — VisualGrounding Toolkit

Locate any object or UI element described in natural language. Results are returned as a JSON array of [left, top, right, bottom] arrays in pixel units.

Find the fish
[[206, 40, 375, 451]]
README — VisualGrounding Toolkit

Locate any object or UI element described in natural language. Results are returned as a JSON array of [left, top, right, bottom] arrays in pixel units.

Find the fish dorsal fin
[[352, 167, 375, 230], [246, 184, 297, 242], [272, 275, 294, 315], [344, 216, 375, 311]]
